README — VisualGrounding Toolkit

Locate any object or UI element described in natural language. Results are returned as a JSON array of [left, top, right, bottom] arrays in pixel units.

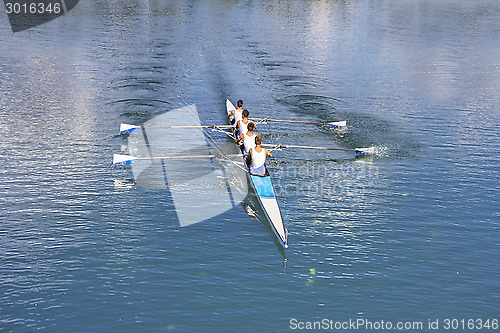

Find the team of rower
[[228, 99, 272, 176]]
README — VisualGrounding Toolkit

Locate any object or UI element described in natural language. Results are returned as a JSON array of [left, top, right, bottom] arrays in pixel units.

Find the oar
[[120, 119, 345, 134], [250, 118, 347, 128], [120, 123, 234, 134], [113, 153, 244, 165], [262, 144, 375, 155]]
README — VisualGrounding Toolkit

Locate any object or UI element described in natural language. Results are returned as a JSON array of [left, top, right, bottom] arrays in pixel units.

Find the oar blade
[[329, 120, 347, 128], [113, 154, 138, 165], [120, 123, 141, 134], [354, 147, 376, 155]]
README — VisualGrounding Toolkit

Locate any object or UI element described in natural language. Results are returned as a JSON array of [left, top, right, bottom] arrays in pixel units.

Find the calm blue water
[[1, 1, 499, 332]]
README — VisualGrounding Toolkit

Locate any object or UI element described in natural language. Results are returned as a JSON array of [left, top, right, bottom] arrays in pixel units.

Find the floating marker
[[310, 268, 316, 275]]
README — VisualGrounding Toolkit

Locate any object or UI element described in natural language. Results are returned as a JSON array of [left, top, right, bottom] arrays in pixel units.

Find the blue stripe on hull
[[250, 175, 275, 198], [117, 160, 135, 165], [121, 128, 140, 134]]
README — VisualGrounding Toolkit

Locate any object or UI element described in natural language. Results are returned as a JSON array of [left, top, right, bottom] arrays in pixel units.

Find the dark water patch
[[119, 110, 152, 120], [262, 61, 302, 71], [114, 83, 166, 91], [114, 100, 176, 121], [112, 98, 171, 106], [273, 74, 329, 89], [279, 94, 343, 105], [277, 94, 343, 118]]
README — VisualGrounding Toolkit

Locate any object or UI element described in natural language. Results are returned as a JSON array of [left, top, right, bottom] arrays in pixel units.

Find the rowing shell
[[226, 100, 288, 248]]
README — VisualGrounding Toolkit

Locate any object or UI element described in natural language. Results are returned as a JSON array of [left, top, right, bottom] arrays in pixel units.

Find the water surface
[[1, 0, 499, 331]]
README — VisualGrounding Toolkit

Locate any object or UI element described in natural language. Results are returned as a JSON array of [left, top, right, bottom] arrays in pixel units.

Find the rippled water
[[1, 1, 499, 331]]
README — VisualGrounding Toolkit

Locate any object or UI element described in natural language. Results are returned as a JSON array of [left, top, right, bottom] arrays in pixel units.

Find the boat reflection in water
[[241, 198, 287, 258]]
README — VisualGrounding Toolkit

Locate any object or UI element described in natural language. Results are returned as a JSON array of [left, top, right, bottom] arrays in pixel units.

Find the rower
[[237, 109, 256, 136], [227, 99, 244, 125], [236, 121, 256, 154], [247, 135, 272, 176]]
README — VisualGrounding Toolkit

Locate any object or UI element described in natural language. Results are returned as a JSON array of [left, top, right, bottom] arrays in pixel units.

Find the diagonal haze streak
[[127, 105, 248, 227]]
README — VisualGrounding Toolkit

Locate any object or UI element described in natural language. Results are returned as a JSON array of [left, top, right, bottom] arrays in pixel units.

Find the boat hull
[[226, 100, 288, 248]]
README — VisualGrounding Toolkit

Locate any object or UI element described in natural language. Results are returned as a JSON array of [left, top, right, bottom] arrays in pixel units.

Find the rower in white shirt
[[236, 121, 256, 154], [227, 99, 244, 125], [237, 109, 256, 136], [247, 135, 272, 176]]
